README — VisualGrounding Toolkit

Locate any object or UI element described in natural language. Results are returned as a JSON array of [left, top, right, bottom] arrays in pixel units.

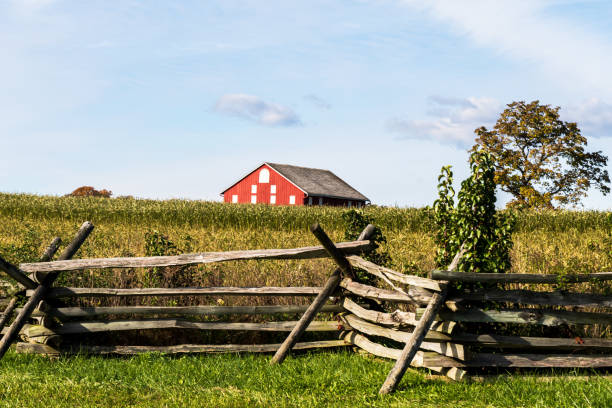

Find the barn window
[[270, 195, 276, 204], [308, 197, 313, 205], [251, 185, 257, 194], [251, 195, 257, 204], [289, 195, 296, 205], [259, 168, 270, 183], [318, 197, 323, 206], [271, 185, 276, 194], [357, 202, 362, 208], [348, 201, 352, 207], [232, 194, 238, 203]]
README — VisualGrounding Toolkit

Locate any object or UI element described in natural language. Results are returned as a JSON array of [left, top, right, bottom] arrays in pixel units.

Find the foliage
[[68, 186, 113, 198], [606, 213, 612, 267], [342, 209, 391, 284], [144, 230, 189, 288], [342, 209, 391, 266], [473, 100, 610, 209], [0, 223, 42, 264], [144, 230, 179, 257], [587, 213, 612, 271], [433, 150, 516, 273]]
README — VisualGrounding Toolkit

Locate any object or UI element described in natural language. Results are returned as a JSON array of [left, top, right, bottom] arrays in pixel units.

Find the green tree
[[472, 100, 610, 208], [433, 149, 515, 274]]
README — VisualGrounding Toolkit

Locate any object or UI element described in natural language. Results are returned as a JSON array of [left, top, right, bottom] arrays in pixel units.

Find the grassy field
[[0, 193, 610, 277], [0, 194, 611, 407], [0, 193, 610, 330], [0, 192, 610, 311], [1, 349, 611, 408]]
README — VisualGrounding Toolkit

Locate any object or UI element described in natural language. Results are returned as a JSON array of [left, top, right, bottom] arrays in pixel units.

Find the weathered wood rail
[[19, 240, 372, 273], [29, 286, 325, 298], [0, 222, 376, 365], [337, 249, 612, 393], [430, 270, 612, 284], [2, 221, 612, 395]]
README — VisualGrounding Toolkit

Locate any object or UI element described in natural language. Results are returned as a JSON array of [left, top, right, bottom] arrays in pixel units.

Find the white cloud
[[304, 94, 331, 110], [387, 96, 501, 147], [389, 96, 612, 147], [214, 94, 302, 127], [428, 96, 476, 109], [400, 0, 612, 97]]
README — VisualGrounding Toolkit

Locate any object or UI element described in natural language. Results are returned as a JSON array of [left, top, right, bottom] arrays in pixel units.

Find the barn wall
[[306, 196, 366, 207], [223, 164, 306, 206]]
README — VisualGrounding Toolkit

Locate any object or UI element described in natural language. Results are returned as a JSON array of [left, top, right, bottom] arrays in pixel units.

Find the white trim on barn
[[220, 163, 307, 196], [258, 168, 270, 183]]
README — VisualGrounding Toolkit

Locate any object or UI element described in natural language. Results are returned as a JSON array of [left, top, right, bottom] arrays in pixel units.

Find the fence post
[[379, 245, 465, 394], [0, 237, 62, 337], [0, 257, 37, 290], [271, 223, 375, 365], [0, 222, 93, 360]]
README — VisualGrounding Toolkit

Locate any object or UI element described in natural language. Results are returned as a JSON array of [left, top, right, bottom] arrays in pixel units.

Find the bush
[[433, 149, 516, 273], [342, 209, 391, 285], [68, 186, 112, 198]]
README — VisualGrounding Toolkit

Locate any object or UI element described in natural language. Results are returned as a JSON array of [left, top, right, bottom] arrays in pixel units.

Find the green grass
[[1, 350, 611, 408], [0, 195, 611, 406]]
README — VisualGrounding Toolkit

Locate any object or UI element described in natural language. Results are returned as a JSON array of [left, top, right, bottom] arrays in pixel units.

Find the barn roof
[[265, 163, 369, 202]]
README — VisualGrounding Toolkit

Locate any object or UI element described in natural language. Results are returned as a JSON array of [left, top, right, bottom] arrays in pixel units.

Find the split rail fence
[[1, 221, 612, 394]]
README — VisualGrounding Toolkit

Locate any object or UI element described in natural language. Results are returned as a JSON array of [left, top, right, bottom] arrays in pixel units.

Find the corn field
[[0, 192, 610, 342], [0, 193, 610, 291], [1, 193, 609, 233]]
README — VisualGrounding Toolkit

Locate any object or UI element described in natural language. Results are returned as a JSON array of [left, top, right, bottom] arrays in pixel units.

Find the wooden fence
[[1, 221, 611, 395], [0, 222, 371, 358], [338, 255, 612, 393]]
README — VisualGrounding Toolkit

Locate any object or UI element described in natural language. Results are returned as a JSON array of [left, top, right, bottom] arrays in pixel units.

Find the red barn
[[221, 163, 370, 207]]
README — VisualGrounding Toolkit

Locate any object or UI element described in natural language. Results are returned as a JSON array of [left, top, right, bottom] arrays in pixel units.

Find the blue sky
[[2, 0, 611, 209]]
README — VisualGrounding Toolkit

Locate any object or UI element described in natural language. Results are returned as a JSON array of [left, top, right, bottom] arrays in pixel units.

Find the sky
[[1, 0, 611, 209]]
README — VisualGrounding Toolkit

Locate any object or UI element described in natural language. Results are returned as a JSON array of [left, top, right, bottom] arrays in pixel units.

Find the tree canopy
[[472, 100, 610, 208], [68, 186, 112, 198]]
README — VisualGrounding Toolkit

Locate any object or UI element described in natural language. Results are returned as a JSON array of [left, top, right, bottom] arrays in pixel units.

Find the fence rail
[[451, 289, 612, 308], [30, 286, 325, 298], [17, 339, 351, 356], [19, 240, 372, 273], [2, 220, 611, 395], [24, 304, 344, 318], [430, 270, 612, 283]]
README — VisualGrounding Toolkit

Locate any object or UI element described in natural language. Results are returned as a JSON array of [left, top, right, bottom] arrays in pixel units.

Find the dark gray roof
[[266, 163, 369, 202]]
